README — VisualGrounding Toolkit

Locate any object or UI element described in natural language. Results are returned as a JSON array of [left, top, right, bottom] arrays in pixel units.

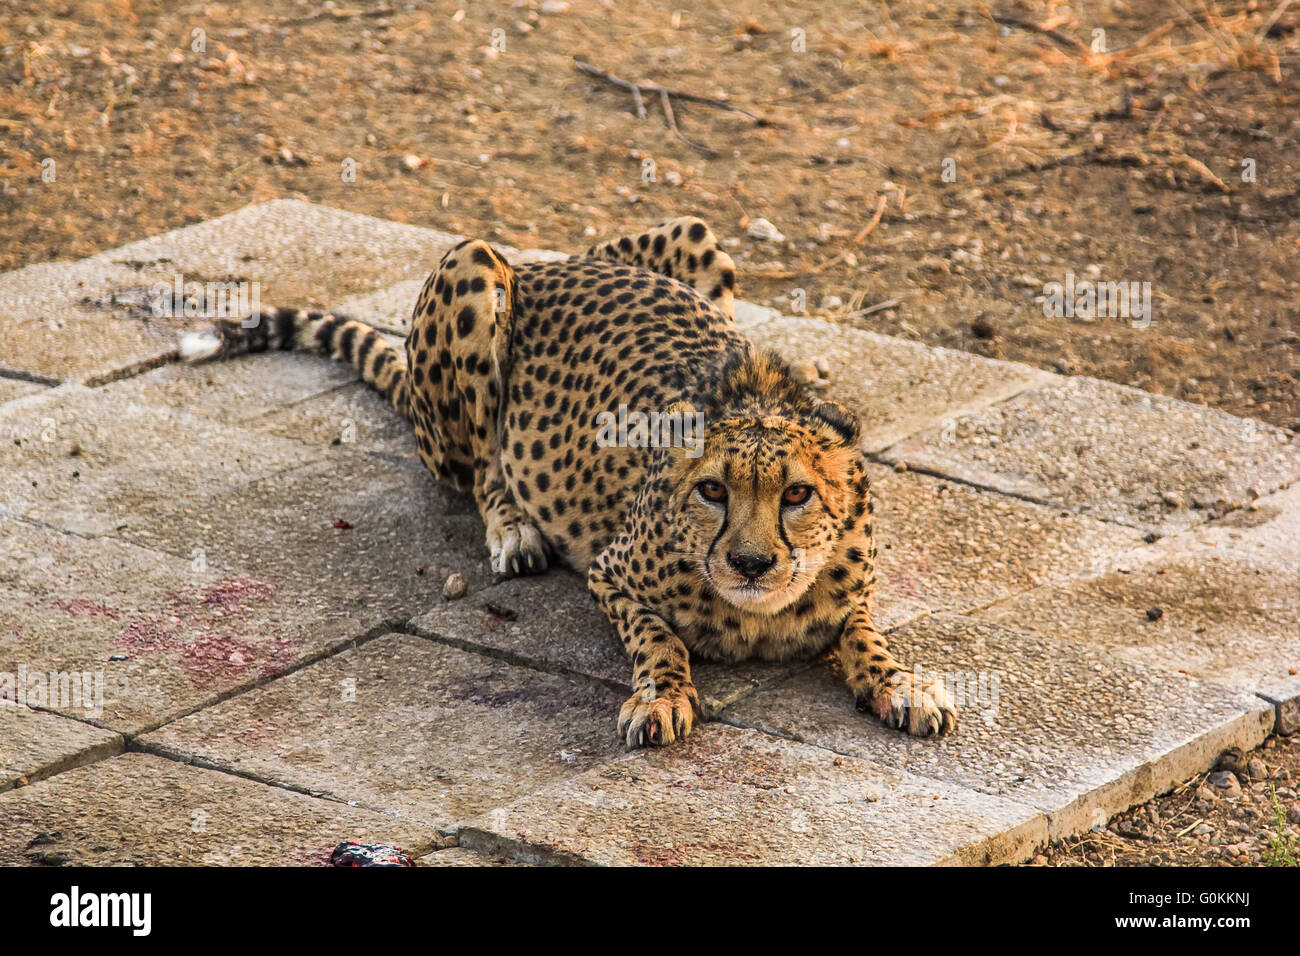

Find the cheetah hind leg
[[406, 238, 548, 577], [585, 216, 737, 320]]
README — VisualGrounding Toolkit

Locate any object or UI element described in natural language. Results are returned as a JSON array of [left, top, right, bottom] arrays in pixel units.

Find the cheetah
[[181, 216, 957, 746]]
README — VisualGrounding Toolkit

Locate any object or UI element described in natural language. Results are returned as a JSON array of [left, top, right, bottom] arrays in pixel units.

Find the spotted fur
[[186, 215, 956, 746]]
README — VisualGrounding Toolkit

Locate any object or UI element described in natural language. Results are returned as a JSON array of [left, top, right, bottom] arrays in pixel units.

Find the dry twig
[[574, 59, 768, 157]]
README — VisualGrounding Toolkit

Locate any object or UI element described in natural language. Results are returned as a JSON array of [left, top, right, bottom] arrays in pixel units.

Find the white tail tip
[[178, 329, 222, 363]]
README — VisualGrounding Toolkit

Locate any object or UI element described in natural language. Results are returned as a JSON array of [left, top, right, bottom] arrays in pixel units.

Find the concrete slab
[[0, 199, 456, 387], [747, 317, 1055, 452], [409, 571, 810, 717], [91, 199, 462, 311], [111, 347, 421, 470], [115, 448, 490, 603], [140, 634, 626, 830], [974, 543, 1299, 693], [870, 464, 1144, 615], [0, 470, 479, 736], [1175, 481, 1300, 565], [0, 752, 438, 866], [248, 380, 420, 469], [0, 256, 202, 383], [0, 378, 45, 405], [418, 846, 527, 866], [972, 487, 1300, 733], [722, 614, 1274, 840], [0, 706, 122, 793], [112, 351, 359, 427], [0, 382, 322, 537], [881, 377, 1300, 534], [458, 723, 1047, 866]]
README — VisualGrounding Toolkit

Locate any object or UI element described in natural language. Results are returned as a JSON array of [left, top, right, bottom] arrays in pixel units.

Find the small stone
[[1145, 606, 1163, 622], [540, 0, 571, 11], [1246, 758, 1267, 781], [443, 572, 468, 601], [746, 218, 786, 242], [1207, 771, 1242, 797], [893, 462, 908, 473], [402, 154, 422, 170]]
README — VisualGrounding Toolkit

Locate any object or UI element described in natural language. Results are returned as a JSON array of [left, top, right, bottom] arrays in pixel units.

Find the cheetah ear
[[810, 401, 860, 447], [662, 400, 705, 465]]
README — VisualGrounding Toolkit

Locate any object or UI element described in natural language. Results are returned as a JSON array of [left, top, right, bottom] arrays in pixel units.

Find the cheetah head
[[664, 395, 863, 616]]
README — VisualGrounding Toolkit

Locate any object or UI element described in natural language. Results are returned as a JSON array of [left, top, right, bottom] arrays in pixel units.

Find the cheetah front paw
[[487, 521, 549, 577], [858, 671, 958, 738], [617, 681, 700, 748]]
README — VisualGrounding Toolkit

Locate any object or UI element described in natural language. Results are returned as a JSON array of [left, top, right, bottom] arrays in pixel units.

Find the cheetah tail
[[178, 307, 411, 418]]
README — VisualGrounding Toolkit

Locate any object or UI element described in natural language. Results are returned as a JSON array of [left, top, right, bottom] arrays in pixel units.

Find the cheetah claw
[[617, 682, 700, 748], [857, 671, 958, 738]]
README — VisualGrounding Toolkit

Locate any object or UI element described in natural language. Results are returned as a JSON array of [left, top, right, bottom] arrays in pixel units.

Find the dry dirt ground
[[1, 0, 1298, 866]]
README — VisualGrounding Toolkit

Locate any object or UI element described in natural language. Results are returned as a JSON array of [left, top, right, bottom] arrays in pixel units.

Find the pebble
[[1207, 770, 1242, 797], [747, 218, 786, 242], [443, 572, 468, 601], [1246, 757, 1267, 781], [1145, 606, 1163, 622]]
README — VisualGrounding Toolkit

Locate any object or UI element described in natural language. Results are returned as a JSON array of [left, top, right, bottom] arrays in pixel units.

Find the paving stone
[[0, 752, 438, 865], [96, 199, 464, 309], [881, 376, 1300, 534], [0, 382, 322, 536], [0, 706, 122, 793], [869, 464, 1143, 615], [410, 572, 811, 716], [140, 634, 626, 830], [113, 347, 420, 468], [248, 379, 420, 468], [333, 279, 424, 335], [116, 448, 490, 603], [0, 200, 461, 386], [458, 723, 1046, 865], [0, 256, 204, 383], [1175, 481, 1300, 565], [972, 522, 1300, 708], [723, 614, 1274, 839], [417, 846, 527, 866], [112, 351, 359, 426], [0, 378, 45, 404], [0, 470, 478, 735], [747, 317, 1054, 452]]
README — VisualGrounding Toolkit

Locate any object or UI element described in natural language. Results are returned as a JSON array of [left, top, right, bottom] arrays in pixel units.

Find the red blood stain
[[114, 575, 290, 685], [200, 576, 275, 612], [50, 598, 120, 618]]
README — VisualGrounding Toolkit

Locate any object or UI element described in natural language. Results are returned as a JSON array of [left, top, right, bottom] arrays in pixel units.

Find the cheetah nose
[[726, 551, 776, 580]]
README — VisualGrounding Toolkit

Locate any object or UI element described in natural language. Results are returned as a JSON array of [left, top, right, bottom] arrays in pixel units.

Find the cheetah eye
[[782, 484, 813, 506], [697, 480, 728, 503]]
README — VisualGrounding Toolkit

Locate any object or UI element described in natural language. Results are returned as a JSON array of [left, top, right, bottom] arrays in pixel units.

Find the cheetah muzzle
[[182, 216, 958, 748]]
